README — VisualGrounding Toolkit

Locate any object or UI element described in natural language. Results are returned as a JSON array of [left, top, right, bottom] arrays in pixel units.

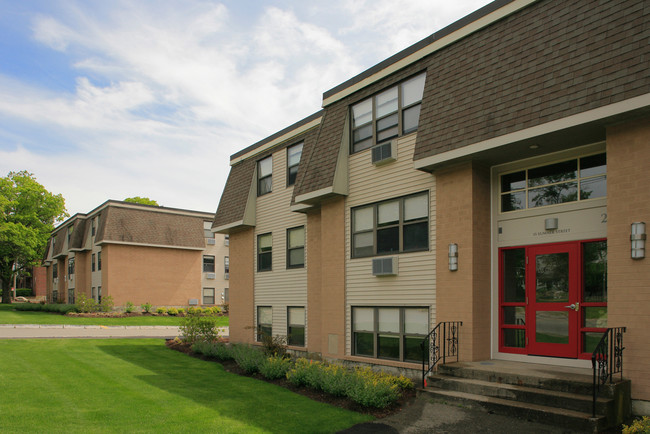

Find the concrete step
[[437, 362, 597, 396], [418, 387, 606, 433], [427, 374, 611, 415]]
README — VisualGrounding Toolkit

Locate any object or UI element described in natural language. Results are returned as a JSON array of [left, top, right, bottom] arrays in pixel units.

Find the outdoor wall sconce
[[545, 218, 558, 231], [631, 222, 646, 259], [449, 243, 458, 271]]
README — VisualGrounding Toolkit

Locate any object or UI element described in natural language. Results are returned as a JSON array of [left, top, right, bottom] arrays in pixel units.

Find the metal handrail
[[591, 327, 626, 417], [420, 321, 462, 388]]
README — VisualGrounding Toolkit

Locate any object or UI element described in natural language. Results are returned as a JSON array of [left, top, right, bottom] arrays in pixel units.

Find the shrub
[[623, 416, 650, 434], [156, 307, 167, 314], [75, 294, 98, 313], [99, 295, 114, 313], [345, 367, 401, 408], [260, 356, 293, 380], [259, 332, 288, 358], [16, 288, 33, 297], [286, 358, 323, 389], [231, 344, 266, 374], [210, 306, 222, 315], [167, 307, 178, 316], [319, 364, 351, 397], [141, 302, 152, 313], [192, 341, 233, 360], [15, 303, 77, 314], [177, 308, 185, 316], [221, 303, 229, 314], [179, 313, 220, 344], [124, 301, 135, 313], [187, 306, 199, 315]]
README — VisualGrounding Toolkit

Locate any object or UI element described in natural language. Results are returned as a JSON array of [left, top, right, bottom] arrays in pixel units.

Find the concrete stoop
[[418, 361, 631, 433]]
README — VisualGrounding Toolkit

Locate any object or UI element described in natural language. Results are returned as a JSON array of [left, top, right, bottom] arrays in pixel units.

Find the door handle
[[564, 302, 579, 311]]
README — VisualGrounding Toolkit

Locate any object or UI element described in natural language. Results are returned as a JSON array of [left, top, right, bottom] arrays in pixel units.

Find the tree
[[0, 171, 67, 303], [124, 196, 159, 206]]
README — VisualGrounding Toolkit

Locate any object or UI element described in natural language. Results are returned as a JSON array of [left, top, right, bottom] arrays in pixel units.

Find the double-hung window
[[203, 255, 215, 273], [257, 233, 272, 271], [91, 254, 96, 272], [287, 142, 303, 186], [97, 251, 102, 270], [258, 156, 273, 196], [351, 73, 426, 153], [224, 256, 229, 275], [287, 307, 305, 346], [68, 257, 75, 275], [203, 288, 215, 305], [257, 306, 272, 341], [352, 192, 428, 258], [352, 306, 429, 362], [286, 226, 305, 268], [52, 263, 58, 279]]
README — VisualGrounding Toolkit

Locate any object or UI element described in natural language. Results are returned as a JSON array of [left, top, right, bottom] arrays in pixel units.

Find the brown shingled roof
[[97, 206, 206, 249], [213, 158, 255, 229]]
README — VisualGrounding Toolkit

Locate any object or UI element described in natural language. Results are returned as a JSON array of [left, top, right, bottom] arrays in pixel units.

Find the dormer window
[[258, 156, 273, 196], [351, 73, 426, 153], [287, 142, 303, 186]]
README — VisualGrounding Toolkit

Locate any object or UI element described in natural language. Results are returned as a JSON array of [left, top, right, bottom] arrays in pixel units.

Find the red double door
[[499, 240, 607, 359]]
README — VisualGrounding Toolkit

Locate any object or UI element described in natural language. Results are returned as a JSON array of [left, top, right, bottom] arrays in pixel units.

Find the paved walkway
[[0, 324, 228, 339]]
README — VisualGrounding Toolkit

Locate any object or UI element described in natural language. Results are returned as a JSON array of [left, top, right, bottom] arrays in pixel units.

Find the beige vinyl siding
[[345, 133, 436, 355], [254, 146, 308, 340]]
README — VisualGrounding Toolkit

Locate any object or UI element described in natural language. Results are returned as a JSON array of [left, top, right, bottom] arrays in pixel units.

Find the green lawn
[[0, 304, 229, 327], [0, 339, 371, 433]]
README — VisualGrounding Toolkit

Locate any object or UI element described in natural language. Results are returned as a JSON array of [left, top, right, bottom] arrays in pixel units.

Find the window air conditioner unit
[[224, 273, 229, 280], [207, 238, 216, 245], [371, 140, 397, 166], [372, 257, 398, 276], [188, 298, 199, 306], [206, 273, 216, 280]]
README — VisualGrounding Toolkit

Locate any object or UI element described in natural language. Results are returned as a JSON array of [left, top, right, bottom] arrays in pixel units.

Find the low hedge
[[15, 289, 33, 297], [13, 303, 78, 314], [190, 341, 413, 408]]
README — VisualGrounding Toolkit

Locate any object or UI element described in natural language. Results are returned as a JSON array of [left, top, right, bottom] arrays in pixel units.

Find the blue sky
[[0, 0, 491, 216]]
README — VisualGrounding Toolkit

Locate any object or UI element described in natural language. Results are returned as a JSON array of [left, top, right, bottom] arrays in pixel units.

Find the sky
[[0, 0, 492, 217]]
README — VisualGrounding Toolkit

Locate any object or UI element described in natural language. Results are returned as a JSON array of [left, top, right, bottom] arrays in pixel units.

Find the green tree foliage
[[0, 171, 67, 303], [124, 196, 159, 206]]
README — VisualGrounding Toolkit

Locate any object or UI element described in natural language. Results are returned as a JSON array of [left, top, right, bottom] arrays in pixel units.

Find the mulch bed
[[165, 339, 416, 419]]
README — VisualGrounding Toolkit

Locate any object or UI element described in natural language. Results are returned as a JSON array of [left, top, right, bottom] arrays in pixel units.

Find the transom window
[[500, 153, 606, 212], [257, 306, 272, 341], [257, 233, 272, 272], [351, 73, 426, 153], [352, 192, 429, 258], [287, 306, 305, 346], [352, 306, 429, 362], [258, 156, 273, 196], [287, 226, 305, 268], [287, 142, 303, 186]]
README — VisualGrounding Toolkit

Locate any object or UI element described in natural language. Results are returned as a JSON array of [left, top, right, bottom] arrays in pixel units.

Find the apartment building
[[43, 200, 229, 307], [213, 0, 650, 415]]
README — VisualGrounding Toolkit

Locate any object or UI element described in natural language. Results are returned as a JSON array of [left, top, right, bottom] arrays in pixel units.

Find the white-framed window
[[500, 153, 606, 213], [351, 73, 426, 153], [223, 288, 229, 303], [203, 288, 215, 305], [287, 306, 305, 347], [257, 306, 272, 341], [257, 233, 272, 272], [91, 218, 96, 237], [287, 142, 303, 186], [352, 192, 428, 258], [286, 226, 305, 268], [225, 234, 230, 246], [258, 156, 273, 196], [352, 306, 429, 362], [224, 256, 229, 274], [203, 255, 215, 272], [204, 221, 214, 239]]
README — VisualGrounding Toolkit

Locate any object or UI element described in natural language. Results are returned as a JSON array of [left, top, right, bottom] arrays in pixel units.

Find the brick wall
[[606, 117, 650, 401]]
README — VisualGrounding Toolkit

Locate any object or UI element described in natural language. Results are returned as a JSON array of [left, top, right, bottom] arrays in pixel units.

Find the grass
[[0, 339, 372, 433], [0, 304, 229, 327]]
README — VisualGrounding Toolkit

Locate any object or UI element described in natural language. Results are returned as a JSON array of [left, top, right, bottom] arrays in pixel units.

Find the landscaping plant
[[141, 302, 152, 313], [179, 312, 220, 344], [124, 301, 135, 313], [75, 294, 98, 313], [99, 295, 114, 312]]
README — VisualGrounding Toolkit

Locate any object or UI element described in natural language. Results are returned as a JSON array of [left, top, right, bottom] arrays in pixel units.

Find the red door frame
[[498, 239, 607, 359]]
